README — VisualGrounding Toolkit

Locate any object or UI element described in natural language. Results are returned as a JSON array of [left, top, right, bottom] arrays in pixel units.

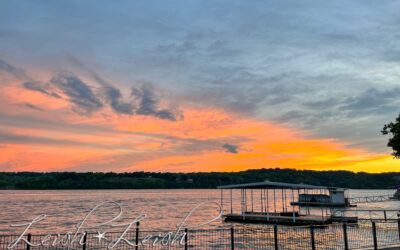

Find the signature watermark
[[7, 200, 223, 249]]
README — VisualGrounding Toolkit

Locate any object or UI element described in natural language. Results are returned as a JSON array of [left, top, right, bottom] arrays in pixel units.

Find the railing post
[[26, 233, 31, 250], [384, 210, 387, 221], [372, 221, 378, 250], [184, 228, 188, 250], [82, 232, 87, 250], [135, 222, 140, 250], [274, 225, 278, 250], [230, 227, 234, 250], [310, 224, 316, 250], [343, 223, 348, 250]]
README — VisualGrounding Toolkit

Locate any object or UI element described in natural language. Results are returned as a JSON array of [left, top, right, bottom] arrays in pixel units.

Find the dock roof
[[217, 181, 327, 190]]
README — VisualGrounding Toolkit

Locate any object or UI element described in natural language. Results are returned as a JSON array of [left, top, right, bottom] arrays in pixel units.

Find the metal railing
[[1, 221, 400, 249], [333, 209, 400, 221], [348, 195, 392, 204]]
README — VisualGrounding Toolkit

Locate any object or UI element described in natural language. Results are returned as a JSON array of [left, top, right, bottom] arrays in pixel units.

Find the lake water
[[0, 189, 398, 235]]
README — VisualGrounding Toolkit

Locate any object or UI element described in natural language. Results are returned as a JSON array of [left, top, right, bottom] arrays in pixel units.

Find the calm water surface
[[0, 189, 398, 235]]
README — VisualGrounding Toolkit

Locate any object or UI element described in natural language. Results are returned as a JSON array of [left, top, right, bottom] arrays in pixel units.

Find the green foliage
[[0, 169, 399, 189], [382, 113, 400, 158]]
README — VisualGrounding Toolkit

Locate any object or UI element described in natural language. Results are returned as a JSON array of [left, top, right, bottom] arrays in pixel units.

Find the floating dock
[[224, 213, 332, 225]]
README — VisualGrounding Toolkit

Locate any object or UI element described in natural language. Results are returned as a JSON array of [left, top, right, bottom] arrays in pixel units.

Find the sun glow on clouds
[[115, 109, 395, 173], [0, 75, 398, 173]]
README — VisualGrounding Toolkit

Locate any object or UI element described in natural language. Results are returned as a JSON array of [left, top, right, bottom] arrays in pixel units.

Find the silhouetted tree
[[382, 113, 400, 158]]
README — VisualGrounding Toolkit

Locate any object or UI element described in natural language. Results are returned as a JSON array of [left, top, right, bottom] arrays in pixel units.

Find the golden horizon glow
[[0, 76, 399, 173]]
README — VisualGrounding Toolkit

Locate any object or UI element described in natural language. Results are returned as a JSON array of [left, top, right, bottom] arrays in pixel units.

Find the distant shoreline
[[0, 188, 395, 191], [1, 168, 399, 189]]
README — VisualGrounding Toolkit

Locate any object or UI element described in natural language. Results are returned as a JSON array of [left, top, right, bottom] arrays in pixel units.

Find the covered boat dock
[[218, 181, 356, 225]]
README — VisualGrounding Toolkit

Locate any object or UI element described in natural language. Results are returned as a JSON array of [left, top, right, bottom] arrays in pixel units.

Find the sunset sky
[[1, 1, 400, 172]]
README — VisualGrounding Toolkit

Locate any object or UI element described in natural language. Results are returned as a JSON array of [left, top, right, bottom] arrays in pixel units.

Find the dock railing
[[1, 221, 400, 249], [348, 195, 392, 204], [333, 209, 400, 222]]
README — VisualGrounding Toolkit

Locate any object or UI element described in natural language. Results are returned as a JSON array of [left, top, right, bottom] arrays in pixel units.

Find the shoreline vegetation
[[1, 168, 400, 190]]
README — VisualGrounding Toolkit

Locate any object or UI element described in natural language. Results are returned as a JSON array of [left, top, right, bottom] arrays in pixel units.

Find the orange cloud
[[113, 108, 395, 173], [0, 79, 398, 173], [0, 144, 118, 172]]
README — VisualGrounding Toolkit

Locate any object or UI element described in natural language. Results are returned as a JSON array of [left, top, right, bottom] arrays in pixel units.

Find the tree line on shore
[[0, 168, 399, 189]]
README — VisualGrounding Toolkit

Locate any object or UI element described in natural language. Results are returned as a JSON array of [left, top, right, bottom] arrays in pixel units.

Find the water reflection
[[0, 189, 398, 235]]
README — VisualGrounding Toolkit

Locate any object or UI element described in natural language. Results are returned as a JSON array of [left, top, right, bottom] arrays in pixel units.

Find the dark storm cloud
[[0, 59, 26, 79], [90, 74, 135, 115], [23, 81, 61, 98], [23, 81, 50, 95], [24, 103, 43, 111], [15, 54, 179, 119], [131, 85, 177, 121], [50, 73, 103, 114], [74, 57, 174, 118], [66, 55, 135, 115], [222, 143, 238, 154], [102, 86, 135, 115]]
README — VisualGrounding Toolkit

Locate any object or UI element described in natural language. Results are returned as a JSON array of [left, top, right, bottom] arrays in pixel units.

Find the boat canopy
[[217, 180, 328, 190]]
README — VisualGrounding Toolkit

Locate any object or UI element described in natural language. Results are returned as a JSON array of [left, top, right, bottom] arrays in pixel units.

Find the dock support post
[[240, 189, 242, 214], [343, 224, 348, 250], [230, 189, 233, 214], [321, 204, 324, 220], [266, 189, 269, 221], [230, 227, 234, 250], [274, 225, 278, 250], [260, 188, 264, 214], [26, 233, 31, 250], [184, 228, 188, 250], [135, 222, 140, 250], [291, 189, 295, 223], [242, 189, 246, 219], [284, 189, 287, 212], [220, 189, 223, 212], [310, 225, 316, 250], [251, 189, 253, 213], [384, 210, 387, 221], [244, 189, 247, 213], [398, 216, 400, 241], [261, 189, 263, 213], [372, 221, 378, 250], [82, 232, 87, 250]]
